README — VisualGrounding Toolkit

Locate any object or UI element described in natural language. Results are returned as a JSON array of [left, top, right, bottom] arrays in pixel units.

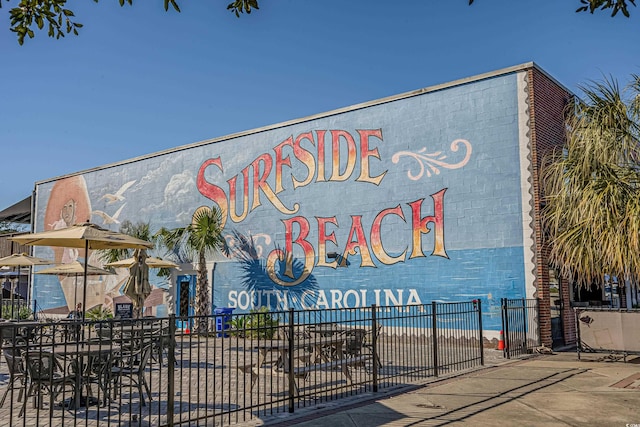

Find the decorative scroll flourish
[[391, 139, 472, 180]]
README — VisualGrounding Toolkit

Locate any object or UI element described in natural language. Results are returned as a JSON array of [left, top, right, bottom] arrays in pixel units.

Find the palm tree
[[154, 206, 226, 331], [100, 221, 173, 280], [100, 220, 153, 264], [541, 74, 640, 308]]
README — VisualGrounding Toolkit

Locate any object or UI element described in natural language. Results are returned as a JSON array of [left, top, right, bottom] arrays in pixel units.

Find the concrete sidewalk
[[268, 350, 640, 426]]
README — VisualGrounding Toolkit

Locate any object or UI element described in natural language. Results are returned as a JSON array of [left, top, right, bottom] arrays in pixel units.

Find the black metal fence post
[[536, 297, 542, 347], [432, 301, 438, 377], [167, 314, 176, 426], [288, 307, 295, 413], [371, 304, 378, 392], [521, 298, 527, 354], [477, 299, 484, 366], [575, 308, 582, 360], [502, 298, 510, 359]]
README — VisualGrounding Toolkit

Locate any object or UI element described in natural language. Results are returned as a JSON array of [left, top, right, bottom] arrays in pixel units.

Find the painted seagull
[[92, 203, 126, 225], [100, 180, 136, 204]]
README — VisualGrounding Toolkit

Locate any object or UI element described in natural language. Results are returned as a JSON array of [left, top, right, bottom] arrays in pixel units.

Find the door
[[176, 275, 196, 331], [549, 268, 564, 348]]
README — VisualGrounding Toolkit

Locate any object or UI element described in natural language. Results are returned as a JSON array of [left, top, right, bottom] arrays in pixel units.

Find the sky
[[1, 0, 639, 213]]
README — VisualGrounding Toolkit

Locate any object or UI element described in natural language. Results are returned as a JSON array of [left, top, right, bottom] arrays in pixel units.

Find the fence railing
[[501, 298, 540, 359], [0, 301, 483, 426]]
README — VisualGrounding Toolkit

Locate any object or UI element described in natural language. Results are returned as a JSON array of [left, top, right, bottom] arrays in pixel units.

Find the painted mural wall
[[32, 71, 531, 330]]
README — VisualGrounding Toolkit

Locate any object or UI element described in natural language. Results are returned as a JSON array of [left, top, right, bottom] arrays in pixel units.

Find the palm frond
[[541, 74, 640, 288]]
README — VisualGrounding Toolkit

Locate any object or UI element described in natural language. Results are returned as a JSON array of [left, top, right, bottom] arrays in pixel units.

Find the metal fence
[[0, 301, 483, 426], [501, 298, 540, 359]]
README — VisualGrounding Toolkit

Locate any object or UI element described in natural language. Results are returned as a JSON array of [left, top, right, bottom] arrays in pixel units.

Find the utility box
[[214, 307, 235, 337]]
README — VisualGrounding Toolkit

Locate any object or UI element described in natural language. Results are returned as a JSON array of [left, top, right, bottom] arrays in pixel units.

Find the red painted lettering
[[196, 158, 228, 229], [409, 188, 448, 259]]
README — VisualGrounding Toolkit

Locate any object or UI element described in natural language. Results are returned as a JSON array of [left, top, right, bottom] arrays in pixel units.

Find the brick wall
[[527, 67, 574, 347]]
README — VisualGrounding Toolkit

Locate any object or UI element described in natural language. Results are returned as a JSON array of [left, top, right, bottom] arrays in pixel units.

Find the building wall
[[29, 64, 569, 337], [526, 68, 573, 346]]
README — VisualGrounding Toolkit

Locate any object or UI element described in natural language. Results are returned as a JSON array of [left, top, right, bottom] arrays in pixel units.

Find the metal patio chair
[[21, 350, 76, 416], [108, 342, 153, 406], [0, 349, 26, 407]]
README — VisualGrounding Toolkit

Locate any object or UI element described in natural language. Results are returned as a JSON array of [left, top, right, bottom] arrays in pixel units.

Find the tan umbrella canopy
[[9, 222, 153, 317], [36, 261, 113, 277], [0, 253, 54, 268], [105, 257, 179, 269], [123, 249, 152, 318], [36, 261, 114, 313], [9, 222, 154, 250], [0, 253, 54, 315]]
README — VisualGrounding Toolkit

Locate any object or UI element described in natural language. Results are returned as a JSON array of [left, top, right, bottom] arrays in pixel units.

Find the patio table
[[254, 336, 345, 372], [306, 324, 344, 337], [47, 343, 119, 408], [0, 321, 41, 343], [248, 336, 351, 393]]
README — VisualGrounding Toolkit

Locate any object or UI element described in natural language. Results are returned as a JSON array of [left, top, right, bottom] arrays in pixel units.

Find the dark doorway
[[179, 280, 190, 317], [549, 268, 564, 348]]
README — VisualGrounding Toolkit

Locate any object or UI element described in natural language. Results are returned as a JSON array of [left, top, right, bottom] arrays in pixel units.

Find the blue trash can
[[214, 307, 235, 337]]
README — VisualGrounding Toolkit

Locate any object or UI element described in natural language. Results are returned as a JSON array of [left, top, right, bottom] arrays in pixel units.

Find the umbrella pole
[[10, 266, 18, 319], [138, 253, 143, 318], [82, 240, 88, 321], [73, 274, 78, 314]]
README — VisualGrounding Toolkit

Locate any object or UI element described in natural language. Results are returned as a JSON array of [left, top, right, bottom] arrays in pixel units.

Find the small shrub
[[231, 307, 278, 339], [85, 306, 113, 321], [1, 305, 32, 320]]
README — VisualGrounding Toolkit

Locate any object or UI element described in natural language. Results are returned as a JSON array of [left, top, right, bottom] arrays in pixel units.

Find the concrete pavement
[[267, 350, 640, 427]]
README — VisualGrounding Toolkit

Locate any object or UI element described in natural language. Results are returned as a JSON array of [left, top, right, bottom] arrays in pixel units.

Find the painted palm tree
[[154, 206, 225, 331], [224, 230, 318, 311], [541, 74, 640, 308]]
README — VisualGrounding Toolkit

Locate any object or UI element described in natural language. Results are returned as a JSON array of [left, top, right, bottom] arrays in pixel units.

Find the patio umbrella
[[35, 261, 114, 313], [0, 253, 54, 317], [123, 248, 152, 318], [9, 222, 153, 317], [105, 256, 179, 269]]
